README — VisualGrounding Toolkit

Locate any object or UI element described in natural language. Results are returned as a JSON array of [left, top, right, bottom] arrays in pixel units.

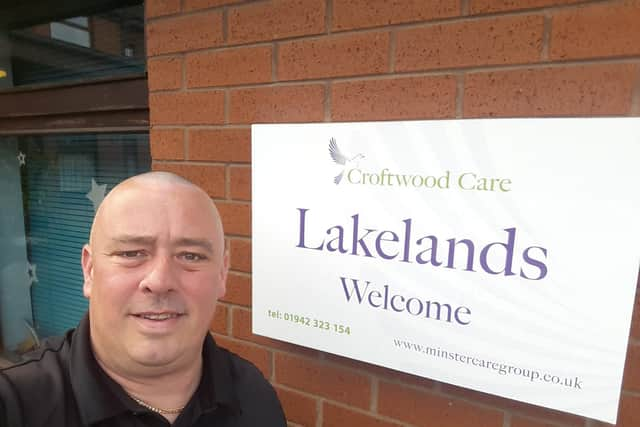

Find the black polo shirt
[[0, 315, 286, 427]]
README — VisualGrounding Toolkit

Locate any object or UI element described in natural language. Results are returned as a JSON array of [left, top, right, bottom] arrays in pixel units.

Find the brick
[[215, 335, 272, 378], [228, 0, 325, 44], [210, 303, 228, 334], [29, 24, 50, 38], [150, 91, 225, 125], [189, 128, 251, 162], [147, 56, 182, 91], [187, 46, 272, 88], [376, 367, 437, 391], [470, 0, 586, 14], [332, 76, 456, 121], [327, 353, 436, 391], [220, 272, 251, 306], [510, 417, 557, 427], [150, 128, 184, 160], [93, 18, 120, 55], [229, 84, 325, 124], [231, 307, 320, 357], [229, 238, 251, 272], [464, 64, 638, 117], [146, 0, 180, 18], [396, 15, 543, 72], [231, 307, 283, 348], [232, 307, 259, 342], [324, 353, 385, 375], [550, 1, 640, 60], [147, 11, 223, 56], [230, 165, 251, 201], [619, 394, 640, 427], [275, 386, 318, 427], [218, 201, 251, 236], [184, 0, 244, 12], [378, 382, 503, 427], [441, 383, 584, 426], [630, 279, 640, 340], [278, 32, 390, 81], [333, 0, 459, 31], [151, 162, 225, 198], [323, 402, 402, 427], [623, 343, 640, 392], [275, 353, 371, 409]]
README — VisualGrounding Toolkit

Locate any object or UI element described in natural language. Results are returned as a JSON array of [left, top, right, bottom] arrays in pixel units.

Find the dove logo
[[329, 138, 365, 184]]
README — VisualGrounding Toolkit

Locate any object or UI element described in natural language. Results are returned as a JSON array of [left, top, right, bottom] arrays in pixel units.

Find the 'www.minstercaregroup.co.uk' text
[[393, 339, 583, 389]]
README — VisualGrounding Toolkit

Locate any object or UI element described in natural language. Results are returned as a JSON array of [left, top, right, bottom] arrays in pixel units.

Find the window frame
[[0, 74, 148, 135], [0, 0, 148, 135]]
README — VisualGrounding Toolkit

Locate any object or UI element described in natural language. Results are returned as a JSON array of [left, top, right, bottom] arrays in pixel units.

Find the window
[[1, 4, 144, 87], [0, 0, 149, 360], [0, 133, 150, 351]]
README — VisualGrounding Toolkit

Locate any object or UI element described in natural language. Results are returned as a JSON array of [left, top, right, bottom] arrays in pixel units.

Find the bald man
[[0, 172, 286, 427]]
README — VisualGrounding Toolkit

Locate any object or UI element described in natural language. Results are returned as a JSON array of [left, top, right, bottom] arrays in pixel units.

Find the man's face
[[81, 181, 228, 370]]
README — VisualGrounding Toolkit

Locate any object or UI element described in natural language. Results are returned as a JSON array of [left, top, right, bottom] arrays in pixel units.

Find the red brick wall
[[145, 1, 640, 426]]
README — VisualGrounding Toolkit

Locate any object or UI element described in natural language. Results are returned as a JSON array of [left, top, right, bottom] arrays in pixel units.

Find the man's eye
[[181, 252, 205, 262], [117, 250, 144, 258]]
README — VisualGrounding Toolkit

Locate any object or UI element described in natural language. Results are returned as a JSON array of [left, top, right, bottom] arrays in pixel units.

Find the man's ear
[[81, 244, 94, 298], [217, 252, 229, 299]]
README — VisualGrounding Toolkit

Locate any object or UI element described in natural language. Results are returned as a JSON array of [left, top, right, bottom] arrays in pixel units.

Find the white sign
[[251, 119, 640, 423]]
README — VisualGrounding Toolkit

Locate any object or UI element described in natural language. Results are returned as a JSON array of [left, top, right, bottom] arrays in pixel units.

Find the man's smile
[[132, 312, 184, 321]]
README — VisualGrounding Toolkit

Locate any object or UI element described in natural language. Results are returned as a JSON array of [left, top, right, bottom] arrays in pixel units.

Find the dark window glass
[[0, 4, 144, 88]]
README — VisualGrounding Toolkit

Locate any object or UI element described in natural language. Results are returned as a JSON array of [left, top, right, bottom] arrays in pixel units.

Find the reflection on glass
[[50, 21, 91, 48], [65, 17, 90, 28]]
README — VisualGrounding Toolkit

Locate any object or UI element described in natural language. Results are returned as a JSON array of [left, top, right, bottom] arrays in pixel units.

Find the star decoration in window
[[27, 262, 38, 287], [86, 178, 107, 212], [17, 151, 26, 166]]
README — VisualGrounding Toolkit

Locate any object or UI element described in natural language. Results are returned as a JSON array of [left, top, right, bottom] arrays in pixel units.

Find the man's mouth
[[133, 312, 183, 321]]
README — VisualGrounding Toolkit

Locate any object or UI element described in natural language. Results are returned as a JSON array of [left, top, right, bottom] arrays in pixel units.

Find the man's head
[[81, 172, 228, 375]]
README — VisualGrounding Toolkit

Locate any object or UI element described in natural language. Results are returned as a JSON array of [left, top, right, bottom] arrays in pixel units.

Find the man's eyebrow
[[106, 236, 215, 253], [173, 238, 214, 254], [110, 235, 156, 245]]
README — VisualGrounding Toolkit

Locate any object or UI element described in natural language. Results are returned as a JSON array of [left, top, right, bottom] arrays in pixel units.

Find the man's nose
[[139, 254, 177, 293]]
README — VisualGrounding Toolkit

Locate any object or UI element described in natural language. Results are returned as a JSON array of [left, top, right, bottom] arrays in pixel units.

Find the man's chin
[[129, 344, 182, 368]]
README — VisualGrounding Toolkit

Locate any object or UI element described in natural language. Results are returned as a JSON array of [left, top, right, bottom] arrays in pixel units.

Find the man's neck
[[94, 350, 203, 424]]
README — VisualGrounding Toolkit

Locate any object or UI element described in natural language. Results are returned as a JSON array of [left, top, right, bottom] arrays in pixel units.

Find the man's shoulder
[[0, 334, 71, 401], [1, 334, 69, 380], [0, 334, 72, 426], [217, 346, 265, 383], [215, 345, 276, 398], [212, 344, 286, 425]]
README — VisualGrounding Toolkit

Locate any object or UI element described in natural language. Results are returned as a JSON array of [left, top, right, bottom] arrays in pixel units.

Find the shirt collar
[[68, 314, 239, 425], [68, 314, 130, 425], [199, 333, 239, 416]]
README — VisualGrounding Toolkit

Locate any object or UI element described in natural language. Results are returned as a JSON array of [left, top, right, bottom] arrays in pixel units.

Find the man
[[0, 172, 286, 426]]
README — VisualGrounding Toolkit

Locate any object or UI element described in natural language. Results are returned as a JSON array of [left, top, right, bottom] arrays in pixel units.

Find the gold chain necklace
[[128, 394, 186, 415]]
